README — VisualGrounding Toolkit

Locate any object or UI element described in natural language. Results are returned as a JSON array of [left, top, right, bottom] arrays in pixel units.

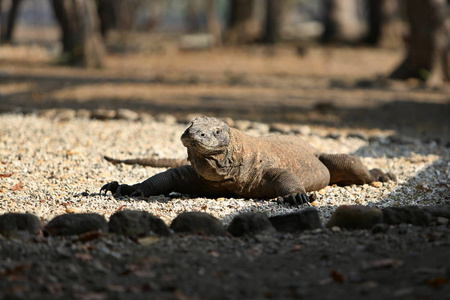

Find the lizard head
[[181, 116, 231, 155]]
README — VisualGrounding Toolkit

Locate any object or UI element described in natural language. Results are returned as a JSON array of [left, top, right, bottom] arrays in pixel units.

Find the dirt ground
[[1, 225, 449, 300], [1, 39, 450, 299]]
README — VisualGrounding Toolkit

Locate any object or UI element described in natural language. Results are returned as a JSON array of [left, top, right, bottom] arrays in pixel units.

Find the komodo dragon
[[100, 116, 395, 206]]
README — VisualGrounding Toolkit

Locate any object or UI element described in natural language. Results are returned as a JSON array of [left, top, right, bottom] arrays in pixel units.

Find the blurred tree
[[321, 0, 361, 43], [186, 0, 202, 33], [97, 0, 166, 37], [262, 0, 285, 44], [97, 0, 138, 32], [225, 0, 257, 44], [97, 0, 116, 37], [363, 0, 404, 47], [390, 0, 450, 86], [0, 0, 23, 44], [206, 0, 221, 43], [364, 0, 383, 45], [51, 0, 105, 68], [184, 0, 221, 43]]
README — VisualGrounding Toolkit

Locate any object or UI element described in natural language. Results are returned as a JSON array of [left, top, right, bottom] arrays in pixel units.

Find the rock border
[[1, 205, 448, 240]]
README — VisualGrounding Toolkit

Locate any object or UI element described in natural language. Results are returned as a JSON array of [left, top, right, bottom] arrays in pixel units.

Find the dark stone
[[269, 208, 322, 233], [371, 223, 390, 234], [115, 108, 139, 121], [382, 206, 432, 226], [388, 134, 417, 145], [91, 109, 116, 120], [45, 213, 108, 236], [327, 205, 383, 230], [0, 213, 41, 237], [170, 212, 226, 236], [347, 132, 367, 141], [325, 133, 341, 140], [423, 205, 450, 219], [228, 212, 276, 237], [269, 123, 292, 134], [109, 210, 170, 237]]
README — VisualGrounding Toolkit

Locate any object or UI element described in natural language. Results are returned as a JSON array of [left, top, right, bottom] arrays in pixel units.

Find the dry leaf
[[290, 244, 303, 252], [107, 285, 127, 292], [208, 249, 220, 257], [65, 149, 81, 156], [76, 230, 103, 242], [138, 236, 160, 246], [11, 182, 23, 191], [370, 181, 383, 188], [363, 258, 404, 270], [330, 269, 346, 283], [66, 207, 81, 214], [426, 276, 448, 288], [114, 205, 127, 213], [75, 252, 93, 261], [0, 173, 12, 178], [318, 278, 333, 286]]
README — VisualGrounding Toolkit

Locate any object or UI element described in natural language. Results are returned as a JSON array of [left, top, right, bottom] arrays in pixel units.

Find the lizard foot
[[277, 192, 312, 207], [100, 181, 143, 197], [369, 169, 396, 182]]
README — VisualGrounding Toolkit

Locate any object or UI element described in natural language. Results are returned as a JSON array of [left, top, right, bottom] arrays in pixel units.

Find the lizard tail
[[103, 156, 189, 168]]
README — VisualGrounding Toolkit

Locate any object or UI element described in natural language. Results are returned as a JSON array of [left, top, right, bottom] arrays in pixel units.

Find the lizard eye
[[215, 129, 221, 135]]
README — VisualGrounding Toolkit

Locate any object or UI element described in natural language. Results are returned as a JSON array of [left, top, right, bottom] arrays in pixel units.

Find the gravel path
[[1, 113, 449, 225]]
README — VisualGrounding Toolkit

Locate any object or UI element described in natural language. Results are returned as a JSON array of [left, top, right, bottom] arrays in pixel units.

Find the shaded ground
[[1, 42, 449, 142], [1, 38, 450, 299], [1, 225, 449, 300]]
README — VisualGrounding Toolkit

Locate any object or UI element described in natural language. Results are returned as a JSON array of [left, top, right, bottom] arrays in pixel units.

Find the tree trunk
[[114, 0, 139, 31], [97, 0, 116, 38], [0, 0, 5, 41], [0, 0, 22, 44], [364, 0, 404, 47], [186, 0, 202, 33], [364, 0, 384, 45], [321, 0, 361, 43], [225, 0, 257, 44], [51, 0, 105, 68], [206, 0, 221, 44], [97, 0, 147, 35], [262, 0, 285, 44], [389, 0, 450, 87]]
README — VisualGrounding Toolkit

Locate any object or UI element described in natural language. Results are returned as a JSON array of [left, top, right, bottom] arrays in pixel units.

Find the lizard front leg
[[258, 168, 311, 207], [100, 165, 211, 197]]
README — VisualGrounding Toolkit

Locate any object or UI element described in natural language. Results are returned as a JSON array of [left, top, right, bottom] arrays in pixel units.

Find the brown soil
[[1, 225, 449, 300]]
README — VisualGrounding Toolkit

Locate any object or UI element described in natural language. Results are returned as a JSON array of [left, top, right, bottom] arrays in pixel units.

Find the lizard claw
[[369, 169, 397, 182], [100, 181, 141, 197], [277, 192, 311, 207], [100, 181, 119, 195]]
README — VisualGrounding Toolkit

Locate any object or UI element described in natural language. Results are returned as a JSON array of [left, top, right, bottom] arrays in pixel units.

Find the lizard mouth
[[182, 139, 225, 155]]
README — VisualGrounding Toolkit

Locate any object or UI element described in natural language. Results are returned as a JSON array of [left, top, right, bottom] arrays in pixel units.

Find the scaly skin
[[103, 156, 188, 168], [101, 116, 395, 206]]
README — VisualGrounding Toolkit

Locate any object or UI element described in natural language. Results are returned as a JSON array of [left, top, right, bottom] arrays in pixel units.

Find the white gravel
[[1, 113, 449, 225]]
